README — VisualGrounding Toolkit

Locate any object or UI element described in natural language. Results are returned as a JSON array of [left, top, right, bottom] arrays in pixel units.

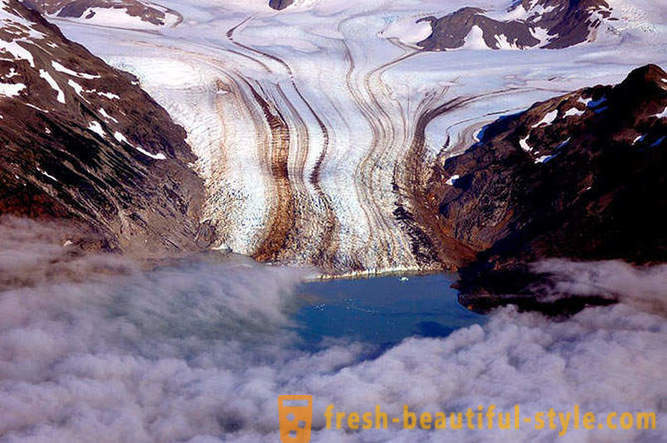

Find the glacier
[[43, 0, 667, 276]]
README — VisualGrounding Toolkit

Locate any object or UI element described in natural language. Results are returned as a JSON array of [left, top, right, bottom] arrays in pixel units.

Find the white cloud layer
[[0, 219, 665, 442]]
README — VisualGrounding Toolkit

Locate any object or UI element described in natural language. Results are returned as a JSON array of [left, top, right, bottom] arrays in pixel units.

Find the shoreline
[[302, 265, 453, 282]]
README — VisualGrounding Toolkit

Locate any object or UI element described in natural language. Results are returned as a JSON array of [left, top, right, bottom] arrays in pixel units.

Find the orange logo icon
[[278, 395, 313, 443]]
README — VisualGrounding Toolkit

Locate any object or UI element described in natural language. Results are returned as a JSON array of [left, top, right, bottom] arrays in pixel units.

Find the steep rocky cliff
[[426, 64, 666, 305], [0, 0, 207, 257], [418, 0, 612, 50], [268, 0, 294, 11], [3, 0, 663, 281], [23, 0, 181, 27]]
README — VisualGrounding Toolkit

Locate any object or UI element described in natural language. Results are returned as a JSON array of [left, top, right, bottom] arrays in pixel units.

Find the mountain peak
[[617, 64, 667, 96], [1, 0, 206, 256], [624, 64, 666, 84], [269, 0, 294, 10]]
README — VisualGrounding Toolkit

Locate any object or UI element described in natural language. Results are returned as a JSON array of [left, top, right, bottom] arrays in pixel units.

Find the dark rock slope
[[425, 64, 666, 301], [23, 0, 181, 27], [0, 0, 207, 257], [268, 0, 294, 11], [418, 0, 612, 51]]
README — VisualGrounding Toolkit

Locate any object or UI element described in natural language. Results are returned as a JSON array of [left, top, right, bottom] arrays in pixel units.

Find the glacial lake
[[292, 273, 485, 350]]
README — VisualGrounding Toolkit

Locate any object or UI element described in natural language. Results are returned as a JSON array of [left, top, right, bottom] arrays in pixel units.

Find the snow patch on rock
[[39, 69, 65, 103], [564, 107, 585, 118], [88, 120, 105, 137], [0, 81, 25, 97], [532, 109, 558, 127]]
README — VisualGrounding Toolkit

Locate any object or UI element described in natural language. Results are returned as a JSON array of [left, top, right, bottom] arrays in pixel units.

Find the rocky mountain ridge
[[269, 0, 294, 11], [23, 0, 181, 28], [0, 0, 207, 257], [418, 0, 612, 51], [2, 0, 664, 287], [424, 64, 666, 306]]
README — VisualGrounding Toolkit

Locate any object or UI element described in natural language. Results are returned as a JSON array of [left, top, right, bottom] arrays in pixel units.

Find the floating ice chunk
[[52, 61, 101, 79], [446, 174, 460, 186], [39, 69, 65, 104], [88, 121, 106, 138], [532, 109, 558, 128]]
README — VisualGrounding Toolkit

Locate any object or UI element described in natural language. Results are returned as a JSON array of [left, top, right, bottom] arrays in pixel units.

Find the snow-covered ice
[[41, 0, 667, 274]]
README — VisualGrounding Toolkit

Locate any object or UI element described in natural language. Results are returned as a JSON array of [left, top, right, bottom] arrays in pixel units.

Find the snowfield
[[44, 0, 667, 275]]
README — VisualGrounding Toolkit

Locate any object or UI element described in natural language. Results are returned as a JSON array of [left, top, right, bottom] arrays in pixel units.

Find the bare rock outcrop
[[424, 64, 666, 305], [0, 0, 207, 258], [418, 0, 612, 51]]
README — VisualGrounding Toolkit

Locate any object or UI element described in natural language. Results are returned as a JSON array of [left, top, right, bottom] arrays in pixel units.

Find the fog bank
[[0, 220, 665, 442]]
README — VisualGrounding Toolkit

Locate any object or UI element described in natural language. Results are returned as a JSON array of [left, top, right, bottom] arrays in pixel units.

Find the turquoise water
[[291, 273, 485, 350]]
